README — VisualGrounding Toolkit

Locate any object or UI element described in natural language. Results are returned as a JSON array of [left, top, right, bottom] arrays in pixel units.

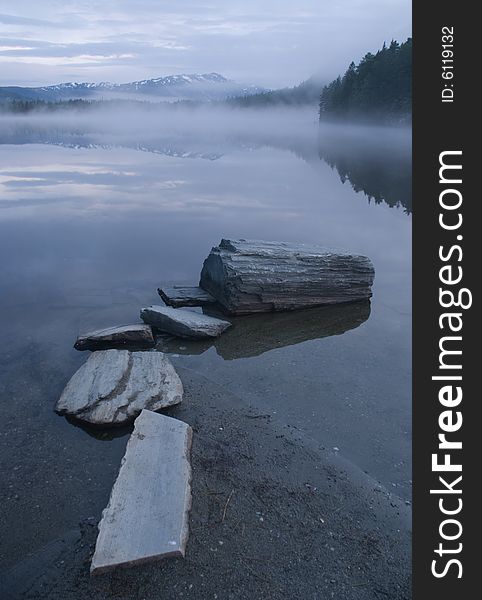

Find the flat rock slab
[[140, 305, 231, 339], [158, 285, 217, 308], [199, 238, 375, 314], [91, 410, 192, 574], [55, 350, 183, 426], [74, 324, 155, 351]]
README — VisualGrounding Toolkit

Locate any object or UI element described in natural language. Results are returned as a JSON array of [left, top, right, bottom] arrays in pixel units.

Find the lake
[[0, 106, 411, 569]]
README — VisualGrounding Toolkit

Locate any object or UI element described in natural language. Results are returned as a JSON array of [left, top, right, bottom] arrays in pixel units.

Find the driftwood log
[[199, 239, 375, 315]]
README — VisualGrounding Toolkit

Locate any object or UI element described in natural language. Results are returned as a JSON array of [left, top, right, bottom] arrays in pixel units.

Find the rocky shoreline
[[46, 238, 379, 576], [1, 366, 411, 600], [0, 238, 398, 597]]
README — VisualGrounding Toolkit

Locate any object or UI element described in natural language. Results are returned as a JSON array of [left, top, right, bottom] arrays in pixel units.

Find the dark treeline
[[0, 99, 96, 113], [226, 77, 322, 107], [319, 39, 411, 124], [0, 98, 204, 113]]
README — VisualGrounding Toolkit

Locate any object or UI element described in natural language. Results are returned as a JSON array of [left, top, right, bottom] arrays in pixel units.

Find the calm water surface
[[0, 109, 411, 568]]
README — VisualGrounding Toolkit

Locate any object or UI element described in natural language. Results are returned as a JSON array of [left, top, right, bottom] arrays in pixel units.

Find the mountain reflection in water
[[0, 108, 411, 213]]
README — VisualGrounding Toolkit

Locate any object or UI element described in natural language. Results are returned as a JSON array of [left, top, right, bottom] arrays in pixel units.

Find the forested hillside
[[319, 39, 411, 123], [227, 76, 323, 107]]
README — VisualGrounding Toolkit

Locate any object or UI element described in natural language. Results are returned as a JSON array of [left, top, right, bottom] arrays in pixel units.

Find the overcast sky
[[0, 1, 411, 88]]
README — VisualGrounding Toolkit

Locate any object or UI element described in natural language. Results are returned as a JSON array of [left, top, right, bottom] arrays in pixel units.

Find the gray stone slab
[[158, 285, 217, 308], [140, 305, 231, 339], [199, 238, 375, 314], [74, 324, 155, 351], [55, 350, 183, 426], [91, 410, 192, 574]]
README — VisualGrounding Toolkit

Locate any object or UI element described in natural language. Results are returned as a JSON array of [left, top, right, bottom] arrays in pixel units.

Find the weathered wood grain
[[199, 239, 375, 314]]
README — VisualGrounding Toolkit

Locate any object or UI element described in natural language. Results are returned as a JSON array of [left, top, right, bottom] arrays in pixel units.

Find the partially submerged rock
[[91, 410, 192, 574], [140, 305, 231, 339], [74, 324, 155, 351], [158, 285, 216, 308], [158, 300, 371, 360], [55, 350, 182, 426], [199, 239, 375, 315]]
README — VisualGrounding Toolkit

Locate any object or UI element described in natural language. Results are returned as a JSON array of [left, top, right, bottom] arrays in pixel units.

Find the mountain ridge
[[0, 73, 265, 102]]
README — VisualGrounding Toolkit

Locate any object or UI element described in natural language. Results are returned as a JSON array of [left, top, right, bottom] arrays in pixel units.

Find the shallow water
[[0, 108, 411, 568]]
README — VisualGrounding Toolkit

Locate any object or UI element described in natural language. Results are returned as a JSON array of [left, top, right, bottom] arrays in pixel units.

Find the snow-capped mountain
[[0, 73, 266, 102]]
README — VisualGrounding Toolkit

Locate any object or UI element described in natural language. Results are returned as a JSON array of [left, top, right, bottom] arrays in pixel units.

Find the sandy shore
[[1, 365, 410, 600]]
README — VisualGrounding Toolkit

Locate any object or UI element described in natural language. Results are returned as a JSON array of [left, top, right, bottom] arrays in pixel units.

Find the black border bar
[[413, 3, 476, 597]]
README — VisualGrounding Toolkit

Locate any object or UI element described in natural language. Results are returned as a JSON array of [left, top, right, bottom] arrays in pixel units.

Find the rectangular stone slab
[[199, 238, 375, 314], [158, 285, 217, 308], [90, 410, 192, 574]]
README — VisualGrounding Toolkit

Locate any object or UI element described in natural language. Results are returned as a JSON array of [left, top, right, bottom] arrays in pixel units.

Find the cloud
[[0, 13, 64, 27], [0, 39, 187, 58], [0, 1, 411, 87]]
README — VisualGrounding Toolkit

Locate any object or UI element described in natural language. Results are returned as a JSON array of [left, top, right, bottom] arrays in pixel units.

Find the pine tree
[[319, 38, 412, 124]]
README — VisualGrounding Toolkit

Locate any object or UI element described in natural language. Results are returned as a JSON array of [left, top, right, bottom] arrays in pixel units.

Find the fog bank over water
[[0, 102, 410, 139], [0, 104, 411, 212], [0, 104, 319, 141]]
